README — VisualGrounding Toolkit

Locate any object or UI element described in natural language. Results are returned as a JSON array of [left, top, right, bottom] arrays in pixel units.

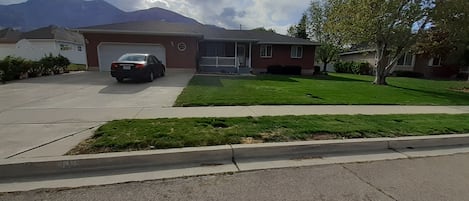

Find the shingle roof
[[22, 25, 84, 44], [78, 21, 319, 46], [0, 28, 22, 43]]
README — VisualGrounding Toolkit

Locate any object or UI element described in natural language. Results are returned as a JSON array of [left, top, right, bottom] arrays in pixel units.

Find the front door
[[237, 45, 246, 67]]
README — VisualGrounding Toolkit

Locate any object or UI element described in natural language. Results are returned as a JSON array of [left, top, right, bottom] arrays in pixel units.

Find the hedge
[[334, 61, 371, 75], [267, 65, 302, 75], [392, 71, 424, 78], [0, 54, 71, 83]]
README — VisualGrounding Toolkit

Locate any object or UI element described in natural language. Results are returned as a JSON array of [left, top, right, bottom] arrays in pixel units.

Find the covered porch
[[198, 41, 254, 74]]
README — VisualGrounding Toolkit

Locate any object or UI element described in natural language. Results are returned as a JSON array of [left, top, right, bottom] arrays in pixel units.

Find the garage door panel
[[98, 43, 166, 72]]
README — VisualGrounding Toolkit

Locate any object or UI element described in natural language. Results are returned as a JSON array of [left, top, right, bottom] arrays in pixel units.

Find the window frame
[[291, 46, 303, 59], [396, 52, 414, 67], [429, 57, 442, 67], [260, 45, 272, 58]]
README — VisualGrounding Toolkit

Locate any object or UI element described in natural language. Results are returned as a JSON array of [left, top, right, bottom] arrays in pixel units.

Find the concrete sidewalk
[[2, 105, 469, 160], [134, 105, 469, 118]]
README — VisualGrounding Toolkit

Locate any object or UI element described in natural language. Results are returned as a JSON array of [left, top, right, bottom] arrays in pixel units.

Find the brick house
[[339, 49, 461, 78], [78, 21, 319, 74]]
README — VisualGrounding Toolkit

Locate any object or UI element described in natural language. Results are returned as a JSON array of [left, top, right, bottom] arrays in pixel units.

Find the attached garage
[[97, 43, 166, 72]]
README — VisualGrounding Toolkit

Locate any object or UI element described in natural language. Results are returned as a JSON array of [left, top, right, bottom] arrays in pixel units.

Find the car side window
[[155, 57, 162, 64], [148, 56, 155, 64]]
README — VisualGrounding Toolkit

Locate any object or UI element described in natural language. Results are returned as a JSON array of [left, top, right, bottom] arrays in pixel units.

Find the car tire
[[147, 71, 154, 82], [116, 77, 124, 83]]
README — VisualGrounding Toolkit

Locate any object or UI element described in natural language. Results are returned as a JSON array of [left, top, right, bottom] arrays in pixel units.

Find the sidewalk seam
[[132, 107, 146, 118], [341, 165, 398, 201], [5, 125, 100, 159], [230, 144, 241, 171]]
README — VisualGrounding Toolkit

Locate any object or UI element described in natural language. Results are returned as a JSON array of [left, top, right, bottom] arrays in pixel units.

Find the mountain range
[[0, 0, 200, 31]]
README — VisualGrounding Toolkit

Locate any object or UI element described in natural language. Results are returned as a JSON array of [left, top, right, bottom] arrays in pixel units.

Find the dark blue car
[[110, 53, 166, 82]]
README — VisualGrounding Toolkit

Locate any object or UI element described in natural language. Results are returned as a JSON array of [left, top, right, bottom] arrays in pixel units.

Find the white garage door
[[98, 43, 166, 72]]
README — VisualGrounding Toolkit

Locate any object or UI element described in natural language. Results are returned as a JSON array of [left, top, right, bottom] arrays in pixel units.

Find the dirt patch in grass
[[453, 87, 469, 93], [307, 133, 338, 140]]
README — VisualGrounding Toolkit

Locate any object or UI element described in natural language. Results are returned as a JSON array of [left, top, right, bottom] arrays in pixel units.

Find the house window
[[77, 46, 82, 52], [206, 43, 225, 57], [60, 44, 71, 51], [260, 45, 272, 58], [397, 52, 413, 66], [291, 46, 303, 58], [429, 57, 441, 67]]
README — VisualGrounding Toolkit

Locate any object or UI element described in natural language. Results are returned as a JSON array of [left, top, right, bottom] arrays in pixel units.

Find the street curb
[[1, 134, 469, 180], [0, 145, 232, 180]]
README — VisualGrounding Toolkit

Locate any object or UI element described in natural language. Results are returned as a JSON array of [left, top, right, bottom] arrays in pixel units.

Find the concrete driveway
[[0, 69, 194, 159]]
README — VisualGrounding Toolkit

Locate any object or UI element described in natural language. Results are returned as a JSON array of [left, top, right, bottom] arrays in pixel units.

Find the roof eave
[[76, 29, 204, 38], [203, 38, 259, 42], [257, 41, 319, 46]]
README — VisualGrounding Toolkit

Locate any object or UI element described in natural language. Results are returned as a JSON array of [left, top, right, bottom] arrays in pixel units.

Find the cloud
[[0, 0, 26, 4], [108, 0, 309, 34], [1, 0, 310, 34]]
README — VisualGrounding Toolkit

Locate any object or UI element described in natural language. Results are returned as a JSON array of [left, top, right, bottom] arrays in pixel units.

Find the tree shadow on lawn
[[388, 84, 469, 105], [309, 74, 372, 83], [190, 74, 299, 87]]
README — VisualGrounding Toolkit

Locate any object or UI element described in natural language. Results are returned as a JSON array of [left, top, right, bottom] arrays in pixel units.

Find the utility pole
[[239, 24, 242, 30]]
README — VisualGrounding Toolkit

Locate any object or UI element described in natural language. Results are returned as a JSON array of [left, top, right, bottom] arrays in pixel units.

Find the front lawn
[[174, 73, 469, 106], [69, 114, 469, 154]]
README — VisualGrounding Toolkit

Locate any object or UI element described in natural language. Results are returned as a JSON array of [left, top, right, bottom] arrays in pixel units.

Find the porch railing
[[461, 66, 469, 73], [199, 57, 240, 72]]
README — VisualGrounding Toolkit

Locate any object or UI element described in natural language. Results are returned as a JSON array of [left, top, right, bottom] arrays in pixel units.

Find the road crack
[[341, 164, 399, 201]]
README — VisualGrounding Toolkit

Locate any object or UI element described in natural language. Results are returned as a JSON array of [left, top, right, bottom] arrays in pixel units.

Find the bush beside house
[[267, 65, 302, 75], [0, 54, 71, 83], [334, 61, 371, 75]]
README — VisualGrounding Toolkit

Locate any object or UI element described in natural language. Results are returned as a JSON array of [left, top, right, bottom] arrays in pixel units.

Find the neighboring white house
[[0, 26, 86, 64]]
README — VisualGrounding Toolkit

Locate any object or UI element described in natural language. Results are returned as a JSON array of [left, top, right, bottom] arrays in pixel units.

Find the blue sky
[[0, 0, 311, 34]]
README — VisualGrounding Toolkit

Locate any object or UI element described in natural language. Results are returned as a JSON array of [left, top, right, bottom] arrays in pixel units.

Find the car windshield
[[118, 55, 146, 62]]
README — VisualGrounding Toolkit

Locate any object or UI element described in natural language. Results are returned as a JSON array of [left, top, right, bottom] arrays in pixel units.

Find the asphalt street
[[2, 152, 469, 201]]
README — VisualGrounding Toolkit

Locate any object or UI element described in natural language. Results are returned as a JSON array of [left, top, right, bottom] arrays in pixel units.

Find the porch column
[[234, 42, 238, 67], [249, 42, 252, 68]]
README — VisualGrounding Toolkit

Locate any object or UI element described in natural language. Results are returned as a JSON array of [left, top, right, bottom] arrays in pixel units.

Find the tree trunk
[[322, 62, 328, 72], [373, 43, 389, 85]]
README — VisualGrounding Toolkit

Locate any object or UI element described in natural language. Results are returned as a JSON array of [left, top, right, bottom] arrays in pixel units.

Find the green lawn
[[69, 114, 469, 154], [174, 73, 469, 106]]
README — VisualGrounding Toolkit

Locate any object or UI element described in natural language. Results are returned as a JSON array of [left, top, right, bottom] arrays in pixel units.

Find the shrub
[[267, 65, 302, 75], [28, 61, 44, 77], [39, 53, 55, 76], [334, 61, 371, 75], [393, 71, 424, 78], [55, 54, 71, 74], [0, 56, 27, 83], [313, 66, 321, 75], [267, 65, 283, 74], [283, 65, 302, 75]]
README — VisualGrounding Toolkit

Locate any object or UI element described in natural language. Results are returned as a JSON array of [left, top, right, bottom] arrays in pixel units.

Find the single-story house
[[77, 21, 319, 74], [0, 26, 87, 64], [339, 49, 460, 78]]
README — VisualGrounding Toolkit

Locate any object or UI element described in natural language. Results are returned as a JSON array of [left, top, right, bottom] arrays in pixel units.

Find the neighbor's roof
[[77, 21, 319, 46], [22, 25, 84, 44], [0, 28, 22, 43]]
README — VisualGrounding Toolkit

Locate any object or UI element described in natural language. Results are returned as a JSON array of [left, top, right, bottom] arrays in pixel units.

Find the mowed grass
[[174, 73, 469, 106], [69, 114, 469, 154]]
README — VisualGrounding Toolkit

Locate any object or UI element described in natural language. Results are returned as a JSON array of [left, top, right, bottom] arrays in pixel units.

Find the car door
[[147, 56, 157, 72], [154, 56, 163, 72]]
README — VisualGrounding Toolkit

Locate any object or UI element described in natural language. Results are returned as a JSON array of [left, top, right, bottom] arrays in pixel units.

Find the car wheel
[[147, 71, 154, 82], [116, 77, 124, 82]]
